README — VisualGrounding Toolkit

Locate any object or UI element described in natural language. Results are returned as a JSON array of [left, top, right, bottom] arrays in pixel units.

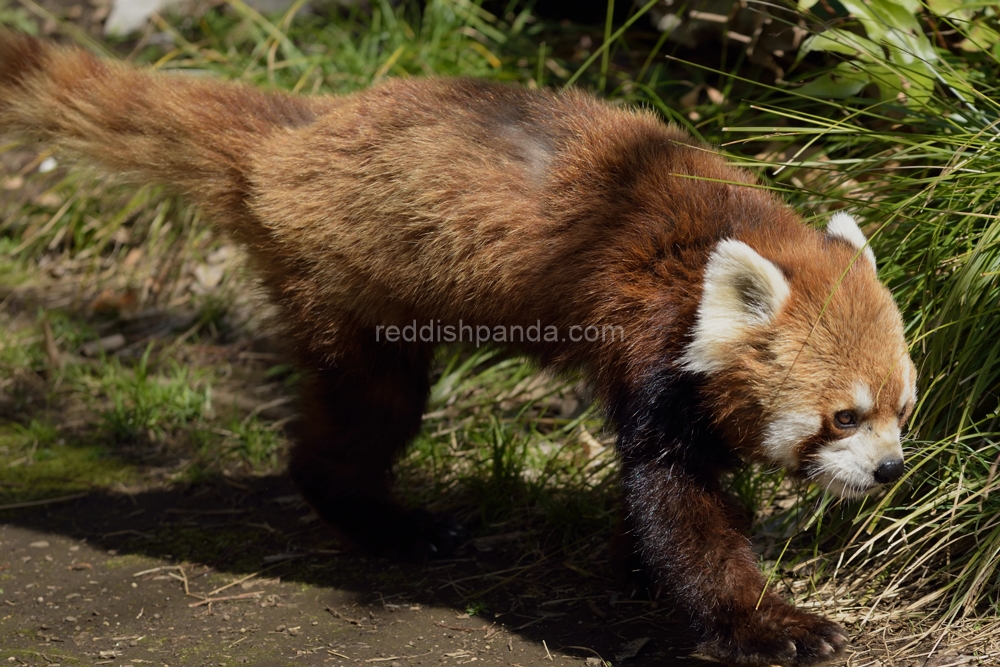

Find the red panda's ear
[[680, 240, 790, 374], [827, 212, 877, 270]]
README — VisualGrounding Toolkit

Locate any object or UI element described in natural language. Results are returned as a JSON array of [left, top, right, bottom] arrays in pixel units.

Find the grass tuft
[[684, 9, 1000, 630]]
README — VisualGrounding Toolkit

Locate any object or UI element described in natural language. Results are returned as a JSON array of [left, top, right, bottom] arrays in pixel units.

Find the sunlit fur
[[0, 32, 918, 667], [683, 213, 916, 502], [679, 240, 791, 374], [827, 211, 876, 270]]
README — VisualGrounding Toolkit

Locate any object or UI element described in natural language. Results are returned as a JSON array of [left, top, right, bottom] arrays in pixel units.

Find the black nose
[[874, 458, 904, 484]]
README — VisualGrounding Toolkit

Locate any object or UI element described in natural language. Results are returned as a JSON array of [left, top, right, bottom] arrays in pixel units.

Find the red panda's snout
[[681, 212, 917, 499], [807, 415, 906, 497], [798, 357, 917, 498]]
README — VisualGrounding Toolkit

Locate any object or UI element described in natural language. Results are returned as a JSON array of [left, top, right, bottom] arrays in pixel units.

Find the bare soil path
[[0, 478, 704, 666]]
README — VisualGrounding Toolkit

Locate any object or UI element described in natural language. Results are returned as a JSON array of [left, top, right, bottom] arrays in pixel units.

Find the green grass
[[128, 0, 528, 89], [2, 0, 1000, 645], [0, 422, 141, 504], [402, 349, 613, 546], [687, 5, 1000, 628], [96, 345, 212, 444]]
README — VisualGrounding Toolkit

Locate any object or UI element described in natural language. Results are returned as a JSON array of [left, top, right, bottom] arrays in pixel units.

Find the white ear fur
[[680, 240, 791, 374], [827, 212, 876, 270]]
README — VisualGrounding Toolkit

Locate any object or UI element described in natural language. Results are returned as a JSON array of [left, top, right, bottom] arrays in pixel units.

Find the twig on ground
[[205, 570, 262, 597], [434, 621, 486, 633], [188, 591, 263, 607], [0, 492, 89, 511], [364, 652, 434, 663]]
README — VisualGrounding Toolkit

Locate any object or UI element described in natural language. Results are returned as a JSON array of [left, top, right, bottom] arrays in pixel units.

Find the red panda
[[0, 32, 917, 667]]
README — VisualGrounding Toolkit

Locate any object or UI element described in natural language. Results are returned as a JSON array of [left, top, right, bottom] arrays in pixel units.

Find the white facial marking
[[681, 240, 791, 374], [811, 423, 904, 499], [762, 411, 821, 468], [898, 363, 909, 412], [898, 359, 916, 412], [853, 382, 874, 415], [827, 212, 877, 270]]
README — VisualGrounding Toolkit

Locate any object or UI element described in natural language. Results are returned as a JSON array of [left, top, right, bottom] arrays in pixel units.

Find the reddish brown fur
[[0, 32, 910, 666], [708, 236, 908, 453]]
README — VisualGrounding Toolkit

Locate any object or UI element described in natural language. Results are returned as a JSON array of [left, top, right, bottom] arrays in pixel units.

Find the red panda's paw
[[698, 605, 848, 667], [611, 544, 664, 600], [620, 566, 664, 601], [291, 484, 461, 559], [393, 509, 463, 561], [347, 508, 461, 561]]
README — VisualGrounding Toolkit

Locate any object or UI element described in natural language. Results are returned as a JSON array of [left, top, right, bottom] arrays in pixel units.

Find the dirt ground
[[2, 482, 996, 667], [0, 477, 709, 667]]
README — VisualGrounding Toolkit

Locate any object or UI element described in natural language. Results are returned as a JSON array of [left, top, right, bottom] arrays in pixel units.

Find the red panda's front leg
[[621, 459, 848, 667]]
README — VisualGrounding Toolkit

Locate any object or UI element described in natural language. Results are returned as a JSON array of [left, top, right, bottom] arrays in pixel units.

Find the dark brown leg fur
[[614, 483, 753, 601], [621, 460, 848, 666], [287, 334, 458, 558]]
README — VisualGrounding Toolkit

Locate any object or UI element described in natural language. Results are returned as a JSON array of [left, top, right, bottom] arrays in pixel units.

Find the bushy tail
[[0, 31, 321, 225]]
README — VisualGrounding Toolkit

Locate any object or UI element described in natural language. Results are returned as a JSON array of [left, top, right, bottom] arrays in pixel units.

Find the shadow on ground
[[0, 282, 708, 665], [0, 472, 710, 666]]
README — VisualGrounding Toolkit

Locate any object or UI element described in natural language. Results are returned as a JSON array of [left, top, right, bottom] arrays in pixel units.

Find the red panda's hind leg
[[288, 338, 457, 559]]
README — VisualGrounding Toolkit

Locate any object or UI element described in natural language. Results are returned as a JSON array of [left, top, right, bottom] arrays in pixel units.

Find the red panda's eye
[[834, 410, 857, 428]]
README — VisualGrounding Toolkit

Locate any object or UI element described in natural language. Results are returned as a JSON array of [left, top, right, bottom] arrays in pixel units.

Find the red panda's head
[[681, 213, 917, 498]]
